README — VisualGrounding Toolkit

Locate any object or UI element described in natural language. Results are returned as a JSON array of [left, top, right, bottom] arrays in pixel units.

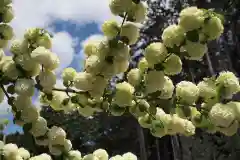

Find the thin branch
[[0, 85, 10, 100], [52, 87, 86, 94], [205, 52, 215, 76]]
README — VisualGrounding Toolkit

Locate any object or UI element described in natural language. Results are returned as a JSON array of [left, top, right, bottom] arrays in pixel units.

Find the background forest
[[1, 0, 240, 159]]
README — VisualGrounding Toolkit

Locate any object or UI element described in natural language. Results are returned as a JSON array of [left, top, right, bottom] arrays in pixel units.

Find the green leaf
[[62, 98, 70, 106], [105, 56, 114, 64], [119, 36, 130, 45], [71, 95, 79, 104], [186, 30, 199, 42], [154, 63, 165, 71], [108, 38, 119, 48], [148, 106, 157, 115]]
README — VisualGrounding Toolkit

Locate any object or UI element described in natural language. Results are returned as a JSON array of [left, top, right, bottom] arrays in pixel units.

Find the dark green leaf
[[7, 85, 15, 94], [186, 30, 199, 42], [119, 36, 130, 45], [23, 123, 32, 133]]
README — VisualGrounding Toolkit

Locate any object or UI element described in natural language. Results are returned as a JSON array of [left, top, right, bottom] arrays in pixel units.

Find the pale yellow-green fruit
[[114, 82, 135, 107], [144, 70, 165, 94], [120, 22, 139, 45], [176, 81, 199, 105], [0, 24, 14, 40], [0, 6, 14, 23], [109, 0, 133, 15], [202, 16, 224, 41], [209, 103, 236, 128], [144, 42, 168, 68], [179, 6, 204, 32], [163, 54, 182, 75], [101, 20, 119, 39], [162, 24, 185, 48], [127, 1, 148, 23]]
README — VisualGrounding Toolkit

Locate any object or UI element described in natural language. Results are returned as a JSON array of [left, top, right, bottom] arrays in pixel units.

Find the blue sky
[[0, 0, 121, 134]]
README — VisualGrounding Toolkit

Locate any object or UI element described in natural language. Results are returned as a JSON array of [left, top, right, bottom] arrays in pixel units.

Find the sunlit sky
[[0, 0, 122, 134]]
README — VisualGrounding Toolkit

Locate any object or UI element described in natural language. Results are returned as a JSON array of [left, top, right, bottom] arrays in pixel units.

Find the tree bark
[[137, 124, 148, 160]]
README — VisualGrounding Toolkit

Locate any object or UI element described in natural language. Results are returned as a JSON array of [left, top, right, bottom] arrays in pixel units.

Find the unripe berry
[[39, 70, 56, 90], [3, 143, 18, 158], [93, 149, 109, 160], [48, 126, 66, 145], [0, 88, 4, 103], [120, 22, 139, 45], [83, 40, 100, 57], [197, 79, 217, 101], [0, 6, 14, 23], [62, 67, 77, 82], [127, 1, 148, 23], [78, 105, 95, 118], [122, 152, 137, 160], [31, 46, 59, 70], [73, 72, 94, 91], [36, 33, 52, 49], [151, 120, 166, 138], [49, 144, 62, 156], [182, 41, 207, 60], [202, 16, 224, 41], [68, 150, 82, 160], [21, 105, 39, 123], [101, 20, 119, 39], [144, 42, 168, 67], [84, 55, 102, 74], [217, 120, 238, 136], [176, 81, 199, 105], [82, 154, 99, 160], [109, 155, 123, 160], [216, 71, 240, 99], [15, 78, 35, 96], [163, 54, 182, 75], [30, 116, 48, 137], [0, 24, 13, 40], [209, 103, 236, 128], [89, 76, 108, 100], [158, 76, 174, 99], [0, 40, 7, 50], [145, 70, 165, 94], [0, 0, 12, 6], [179, 7, 204, 32], [138, 114, 152, 128], [18, 148, 30, 160], [127, 68, 141, 86], [2, 58, 20, 80], [63, 139, 72, 152], [109, 0, 133, 15], [138, 57, 148, 72], [162, 25, 185, 48], [114, 82, 135, 107], [182, 120, 195, 136]]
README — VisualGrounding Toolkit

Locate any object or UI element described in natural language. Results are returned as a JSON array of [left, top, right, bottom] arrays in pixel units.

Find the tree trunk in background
[[137, 125, 147, 160]]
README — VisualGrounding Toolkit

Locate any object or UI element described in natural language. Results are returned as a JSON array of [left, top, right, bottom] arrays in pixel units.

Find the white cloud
[[11, 0, 117, 37], [51, 32, 75, 75]]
